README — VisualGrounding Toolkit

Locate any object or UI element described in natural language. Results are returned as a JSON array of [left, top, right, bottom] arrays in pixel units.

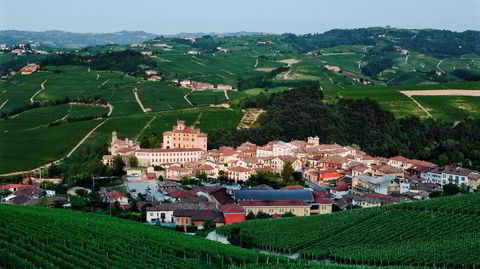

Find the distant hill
[[0, 30, 159, 48]]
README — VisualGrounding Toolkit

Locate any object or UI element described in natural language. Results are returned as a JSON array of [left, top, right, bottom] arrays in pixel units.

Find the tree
[[128, 156, 138, 167], [256, 211, 271, 219], [282, 162, 294, 182], [196, 171, 208, 181], [443, 183, 461, 196], [283, 212, 295, 218], [112, 156, 126, 177], [246, 211, 256, 220], [203, 220, 216, 230], [292, 171, 303, 181]]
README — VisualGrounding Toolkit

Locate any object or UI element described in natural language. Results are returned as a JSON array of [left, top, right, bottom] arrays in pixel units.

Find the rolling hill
[[0, 27, 479, 174], [217, 193, 480, 268]]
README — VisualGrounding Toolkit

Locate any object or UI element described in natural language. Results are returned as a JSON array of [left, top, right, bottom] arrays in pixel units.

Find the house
[[310, 197, 333, 215], [141, 51, 153, 56], [352, 175, 399, 195], [162, 120, 207, 151], [227, 166, 254, 182], [173, 209, 224, 229], [20, 63, 40, 75], [105, 191, 129, 208], [371, 165, 405, 178], [165, 166, 193, 180], [331, 181, 350, 199], [271, 156, 302, 173], [420, 166, 474, 186], [221, 203, 245, 224], [215, 84, 233, 90], [157, 181, 180, 192], [4, 186, 43, 205], [0, 184, 33, 192], [146, 201, 214, 224], [304, 169, 344, 184], [324, 65, 341, 72]]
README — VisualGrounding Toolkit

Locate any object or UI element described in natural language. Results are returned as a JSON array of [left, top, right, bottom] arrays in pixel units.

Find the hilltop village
[[2, 119, 478, 231]]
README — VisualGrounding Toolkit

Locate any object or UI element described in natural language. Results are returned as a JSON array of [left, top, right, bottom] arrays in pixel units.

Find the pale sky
[[1, 0, 479, 34]]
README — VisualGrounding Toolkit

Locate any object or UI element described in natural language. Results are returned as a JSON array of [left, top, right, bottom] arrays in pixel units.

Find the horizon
[[1, 0, 479, 34]]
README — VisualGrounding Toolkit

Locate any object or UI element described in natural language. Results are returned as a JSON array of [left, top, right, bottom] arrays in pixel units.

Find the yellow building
[[239, 200, 311, 216]]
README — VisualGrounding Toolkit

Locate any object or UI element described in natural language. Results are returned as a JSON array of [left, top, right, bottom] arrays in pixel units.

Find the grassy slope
[[218, 193, 480, 267], [0, 120, 101, 173], [0, 205, 286, 269]]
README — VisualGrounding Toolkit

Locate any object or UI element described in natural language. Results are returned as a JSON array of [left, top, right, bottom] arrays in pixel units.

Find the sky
[[1, 0, 479, 34]]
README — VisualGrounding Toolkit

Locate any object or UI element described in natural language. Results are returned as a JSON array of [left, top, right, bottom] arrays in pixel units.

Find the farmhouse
[[147, 75, 162, 81], [162, 120, 207, 151], [174, 209, 224, 228], [324, 65, 341, 72], [20, 63, 40, 75]]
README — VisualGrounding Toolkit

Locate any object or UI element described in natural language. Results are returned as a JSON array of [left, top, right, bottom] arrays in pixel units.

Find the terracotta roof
[[332, 181, 349, 191], [0, 184, 32, 190], [372, 164, 404, 174], [228, 166, 252, 173], [107, 191, 128, 200], [390, 156, 410, 162]]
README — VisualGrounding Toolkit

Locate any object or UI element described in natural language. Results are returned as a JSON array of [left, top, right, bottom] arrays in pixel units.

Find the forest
[[209, 86, 480, 170], [41, 49, 157, 74]]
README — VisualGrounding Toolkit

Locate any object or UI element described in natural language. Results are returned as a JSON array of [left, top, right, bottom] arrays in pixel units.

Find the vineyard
[[218, 193, 480, 268], [0, 205, 291, 269]]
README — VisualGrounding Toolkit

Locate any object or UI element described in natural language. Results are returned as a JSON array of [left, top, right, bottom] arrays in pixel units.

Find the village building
[[105, 191, 129, 208], [227, 166, 255, 182], [162, 120, 207, 151], [20, 63, 40, 75], [173, 209, 224, 229]]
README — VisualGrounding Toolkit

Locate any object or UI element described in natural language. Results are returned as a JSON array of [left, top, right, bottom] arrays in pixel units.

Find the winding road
[[184, 90, 193, 106], [30, 79, 48, 104], [133, 88, 150, 113], [0, 100, 8, 110]]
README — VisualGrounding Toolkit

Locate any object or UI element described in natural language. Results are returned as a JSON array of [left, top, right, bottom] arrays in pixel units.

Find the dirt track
[[400, 90, 480, 97]]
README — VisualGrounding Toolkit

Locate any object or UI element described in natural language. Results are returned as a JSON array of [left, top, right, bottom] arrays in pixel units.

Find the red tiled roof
[[0, 184, 32, 190], [228, 166, 252, 173], [107, 191, 128, 200], [333, 181, 349, 191]]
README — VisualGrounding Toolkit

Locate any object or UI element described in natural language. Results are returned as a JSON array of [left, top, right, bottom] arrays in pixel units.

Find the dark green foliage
[[451, 69, 480, 81], [443, 183, 461, 196], [112, 156, 125, 177], [90, 49, 157, 73], [361, 57, 393, 77]]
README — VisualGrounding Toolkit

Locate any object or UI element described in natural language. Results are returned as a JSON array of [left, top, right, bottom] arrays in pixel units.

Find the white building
[[135, 148, 204, 167], [227, 166, 254, 182]]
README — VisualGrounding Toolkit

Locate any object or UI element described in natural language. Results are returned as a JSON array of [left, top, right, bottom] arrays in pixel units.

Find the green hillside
[[218, 193, 480, 268], [0, 204, 288, 269]]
